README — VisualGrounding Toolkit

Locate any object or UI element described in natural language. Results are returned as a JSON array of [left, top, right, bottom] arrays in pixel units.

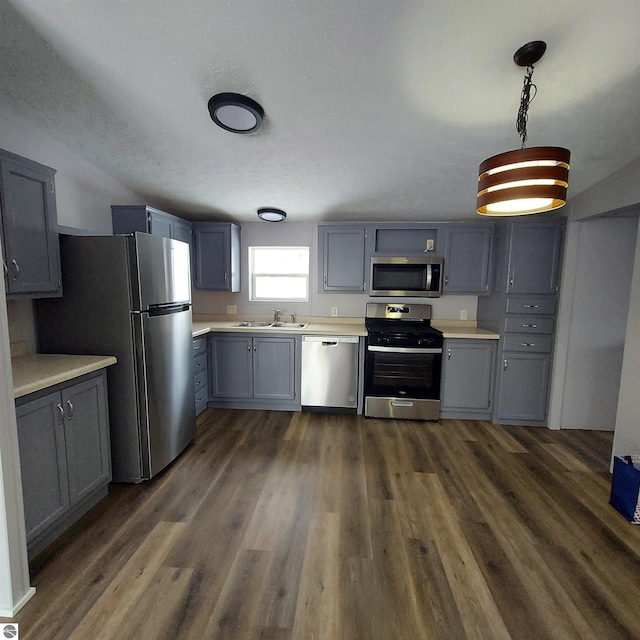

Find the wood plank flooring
[[7, 409, 640, 639]]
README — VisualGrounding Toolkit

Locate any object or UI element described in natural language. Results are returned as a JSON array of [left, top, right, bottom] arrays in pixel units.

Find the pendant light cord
[[516, 65, 537, 148]]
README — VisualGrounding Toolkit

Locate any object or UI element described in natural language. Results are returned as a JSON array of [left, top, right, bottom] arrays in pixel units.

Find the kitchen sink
[[270, 322, 309, 329], [230, 321, 309, 329]]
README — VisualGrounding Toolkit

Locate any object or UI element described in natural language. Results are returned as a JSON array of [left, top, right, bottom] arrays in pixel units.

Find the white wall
[[549, 216, 637, 430], [613, 231, 640, 458], [192, 221, 478, 321]]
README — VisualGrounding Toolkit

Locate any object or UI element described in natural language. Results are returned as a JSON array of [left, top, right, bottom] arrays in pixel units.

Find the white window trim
[[249, 246, 310, 302]]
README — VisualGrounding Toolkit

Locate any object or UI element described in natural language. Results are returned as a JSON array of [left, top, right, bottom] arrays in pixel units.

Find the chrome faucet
[[290, 313, 296, 323], [273, 309, 280, 323]]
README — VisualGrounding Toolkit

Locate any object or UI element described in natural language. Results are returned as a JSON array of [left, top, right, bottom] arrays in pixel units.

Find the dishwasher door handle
[[322, 341, 339, 347]]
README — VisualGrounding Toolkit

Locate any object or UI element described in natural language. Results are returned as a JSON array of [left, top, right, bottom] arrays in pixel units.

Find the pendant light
[[477, 41, 570, 216]]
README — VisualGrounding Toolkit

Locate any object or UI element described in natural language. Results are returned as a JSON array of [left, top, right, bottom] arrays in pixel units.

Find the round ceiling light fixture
[[257, 208, 286, 222], [476, 41, 570, 216], [207, 93, 264, 134]]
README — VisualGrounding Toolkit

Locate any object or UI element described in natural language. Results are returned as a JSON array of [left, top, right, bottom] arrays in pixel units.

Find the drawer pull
[[524, 304, 539, 309], [503, 359, 508, 371], [66, 400, 74, 420], [520, 343, 535, 347], [521, 323, 537, 328]]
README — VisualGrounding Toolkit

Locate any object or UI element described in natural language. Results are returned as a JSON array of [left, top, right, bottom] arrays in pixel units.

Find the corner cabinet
[[209, 333, 299, 409], [440, 339, 496, 419], [477, 218, 564, 426], [0, 148, 61, 298], [111, 205, 192, 245], [16, 370, 111, 558], [318, 226, 367, 292], [193, 223, 241, 291], [442, 225, 492, 295]]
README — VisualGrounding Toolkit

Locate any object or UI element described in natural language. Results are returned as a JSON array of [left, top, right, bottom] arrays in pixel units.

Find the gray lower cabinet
[[0, 148, 61, 298], [440, 339, 496, 419], [16, 371, 111, 558], [496, 353, 550, 423], [193, 336, 208, 416], [442, 225, 492, 294], [209, 333, 298, 407], [318, 225, 367, 292], [193, 223, 241, 291]]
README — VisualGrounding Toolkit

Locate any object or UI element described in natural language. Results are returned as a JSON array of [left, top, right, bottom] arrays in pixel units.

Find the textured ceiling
[[2, 0, 640, 223]]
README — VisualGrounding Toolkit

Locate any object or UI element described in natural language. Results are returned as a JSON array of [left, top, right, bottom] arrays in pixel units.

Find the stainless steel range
[[364, 303, 443, 420]]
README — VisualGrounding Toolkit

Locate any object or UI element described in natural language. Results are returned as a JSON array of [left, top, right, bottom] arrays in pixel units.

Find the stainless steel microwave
[[370, 256, 444, 297]]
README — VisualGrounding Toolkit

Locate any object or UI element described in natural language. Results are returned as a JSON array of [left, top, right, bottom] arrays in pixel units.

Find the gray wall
[[549, 216, 637, 430]]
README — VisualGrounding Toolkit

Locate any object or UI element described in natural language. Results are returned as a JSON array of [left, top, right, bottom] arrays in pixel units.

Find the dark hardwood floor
[[7, 408, 640, 639]]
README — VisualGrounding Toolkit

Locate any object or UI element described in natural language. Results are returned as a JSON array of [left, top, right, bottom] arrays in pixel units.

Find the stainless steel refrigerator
[[37, 232, 196, 482]]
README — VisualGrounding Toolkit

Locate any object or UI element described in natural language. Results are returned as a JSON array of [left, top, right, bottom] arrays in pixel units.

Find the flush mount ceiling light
[[207, 93, 264, 134], [257, 208, 286, 222], [477, 41, 570, 216]]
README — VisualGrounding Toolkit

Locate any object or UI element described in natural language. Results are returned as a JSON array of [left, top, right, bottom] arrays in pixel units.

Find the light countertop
[[193, 316, 498, 340], [12, 354, 117, 399]]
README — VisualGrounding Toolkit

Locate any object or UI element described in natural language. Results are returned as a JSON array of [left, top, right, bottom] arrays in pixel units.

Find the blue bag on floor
[[610, 455, 640, 524]]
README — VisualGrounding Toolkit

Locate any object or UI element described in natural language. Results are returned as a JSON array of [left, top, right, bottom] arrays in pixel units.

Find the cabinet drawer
[[193, 352, 208, 375], [504, 316, 554, 334], [194, 370, 207, 392], [195, 386, 208, 416], [506, 296, 556, 315], [193, 336, 206, 356], [503, 334, 553, 353]]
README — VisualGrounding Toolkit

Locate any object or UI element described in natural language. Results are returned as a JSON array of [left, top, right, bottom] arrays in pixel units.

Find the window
[[249, 246, 310, 301]]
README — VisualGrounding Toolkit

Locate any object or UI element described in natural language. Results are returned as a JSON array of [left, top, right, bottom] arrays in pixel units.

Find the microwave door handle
[[425, 264, 432, 290]]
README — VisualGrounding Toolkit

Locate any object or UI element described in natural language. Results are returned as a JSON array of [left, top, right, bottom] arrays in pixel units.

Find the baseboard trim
[[0, 586, 36, 618]]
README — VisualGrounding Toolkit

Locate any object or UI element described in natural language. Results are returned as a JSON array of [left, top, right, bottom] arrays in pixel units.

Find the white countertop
[[193, 316, 498, 340], [12, 354, 117, 398]]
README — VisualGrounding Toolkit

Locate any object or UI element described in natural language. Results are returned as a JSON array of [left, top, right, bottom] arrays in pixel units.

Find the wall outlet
[[460, 309, 468, 320], [227, 305, 237, 315], [331, 307, 338, 317], [426, 238, 435, 251]]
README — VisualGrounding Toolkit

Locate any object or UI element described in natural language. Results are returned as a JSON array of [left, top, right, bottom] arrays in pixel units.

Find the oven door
[[365, 345, 442, 399]]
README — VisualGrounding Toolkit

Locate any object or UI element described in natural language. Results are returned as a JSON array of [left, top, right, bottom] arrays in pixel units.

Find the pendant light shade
[[476, 41, 570, 216], [477, 146, 570, 216]]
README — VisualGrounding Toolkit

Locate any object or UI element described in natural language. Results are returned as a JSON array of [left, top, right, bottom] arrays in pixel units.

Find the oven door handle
[[367, 346, 442, 354]]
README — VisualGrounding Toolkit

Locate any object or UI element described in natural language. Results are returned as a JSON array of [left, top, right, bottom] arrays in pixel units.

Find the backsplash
[[6, 299, 37, 355]]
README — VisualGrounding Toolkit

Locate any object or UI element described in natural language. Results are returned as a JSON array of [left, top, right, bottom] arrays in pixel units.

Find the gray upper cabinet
[[443, 225, 492, 294], [16, 371, 111, 556], [111, 205, 192, 244], [0, 148, 61, 298], [319, 226, 367, 292], [506, 221, 563, 294], [440, 339, 495, 418], [193, 222, 240, 291]]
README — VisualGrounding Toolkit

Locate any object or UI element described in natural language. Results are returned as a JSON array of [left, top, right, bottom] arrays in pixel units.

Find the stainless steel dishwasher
[[301, 336, 359, 410]]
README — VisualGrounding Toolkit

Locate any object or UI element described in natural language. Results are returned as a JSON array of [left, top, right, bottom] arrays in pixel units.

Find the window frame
[[248, 245, 310, 302]]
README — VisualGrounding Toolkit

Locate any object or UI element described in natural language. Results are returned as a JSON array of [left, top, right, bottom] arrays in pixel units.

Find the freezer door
[[133, 232, 191, 310], [135, 307, 196, 478]]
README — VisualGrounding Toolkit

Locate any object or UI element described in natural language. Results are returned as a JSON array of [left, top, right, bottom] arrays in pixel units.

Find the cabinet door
[[172, 218, 192, 245], [441, 340, 494, 411], [443, 226, 492, 294], [320, 226, 366, 292], [210, 335, 253, 397], [62, 374, 111, 505], [16, 392, 70, 541], [507, 222, 563, 294], [253, 337, 296, 401], [194, 223, 240, 291], [148, 210, 173, 239], [496, 353, 550, 423], [0, 153, 60, 295]]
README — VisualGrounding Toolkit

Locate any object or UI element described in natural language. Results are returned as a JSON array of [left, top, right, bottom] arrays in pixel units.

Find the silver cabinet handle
[[224, 272, 228, 283], [503, 359, 508, 371], [444, 276, 449, 286], [520, 343, 535, 347], [522, 324, 537, 328], [11, 259, 19, 280], [57, 403, 64, 423], [524, 304, 539, 309], [2, 261, 7, 276], [66, 400, 74, 420], [447, 348, 451, 360], [247, 344, 251, 351]]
